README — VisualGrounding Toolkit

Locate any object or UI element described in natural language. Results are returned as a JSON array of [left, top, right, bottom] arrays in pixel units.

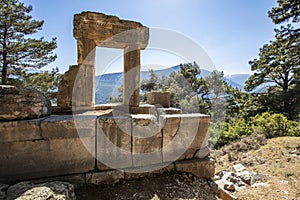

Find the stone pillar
[[123, 45, 141, 107], [72, 64, 95, 110], [73, 38, 96, 109]]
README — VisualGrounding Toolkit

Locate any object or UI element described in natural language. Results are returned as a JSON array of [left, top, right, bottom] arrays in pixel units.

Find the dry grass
[[213, 136, 300, 200]]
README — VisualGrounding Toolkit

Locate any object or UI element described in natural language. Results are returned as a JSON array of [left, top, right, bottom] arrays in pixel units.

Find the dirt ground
[[212, 136, 300, 200], [75, 136, 300, 200], [75, 172, 218, 200]]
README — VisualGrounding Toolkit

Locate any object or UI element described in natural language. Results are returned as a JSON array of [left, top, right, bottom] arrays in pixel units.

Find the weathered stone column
[[124, 45, 141, 107], [73, 38, 96, 109]]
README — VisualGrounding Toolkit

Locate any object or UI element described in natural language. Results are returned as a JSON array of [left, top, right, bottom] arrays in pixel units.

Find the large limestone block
[[86, 170, 124, 185], [0, 138, 95, 181], [71, 64, 94, 110], [40, 115, 96, 139], [175, 158, 215, 178], [0, 118, 44, 142], [124, 162, 174, 180], [57, 65, 95, 111], [130, 104, 156, 114], [146, 92, 171, 108], [0, 85, 51, 121], [97, 115, 132, 170], [160, 114, 210, 162], [132, 114, 162, 167], [74, 12, 149, 49], [57, 65, 79, 110], [157, 107, 182, 116]]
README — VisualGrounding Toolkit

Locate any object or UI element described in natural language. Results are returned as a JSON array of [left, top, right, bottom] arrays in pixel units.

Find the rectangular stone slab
[[0, 118, 44, 142], [175, 158, 215, 178], [74, 12, 149, 49], [160, 114, 210, 163], [0, 137, 95, 181], [97, 115, 132, 170], [40, 115, 96, 139], [132, 114, 162, 167]]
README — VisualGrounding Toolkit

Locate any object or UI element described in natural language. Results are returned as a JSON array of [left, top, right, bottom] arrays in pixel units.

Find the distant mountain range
[[95, 65, 251, 104]]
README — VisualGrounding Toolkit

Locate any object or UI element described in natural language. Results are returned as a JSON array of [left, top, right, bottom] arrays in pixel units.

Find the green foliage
[[211, 112, 300, 149], [253, 112, 300, 138], [110, 84, 123, 103], [140, 63, 233, 115], [0, 0, 57, 85], [140, 70, 162, 92], [268, 0, 300, 24], [23, 67, 61, 100], [245, 0, 300, 120], [210, 118, 253, 148]]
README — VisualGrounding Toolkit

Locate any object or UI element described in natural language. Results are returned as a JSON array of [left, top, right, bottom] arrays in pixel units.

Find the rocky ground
[[211, 136, 300, 200], [75, 136, 300, 200], [76, 172, 218, 200], [1, 136, 299, 200]]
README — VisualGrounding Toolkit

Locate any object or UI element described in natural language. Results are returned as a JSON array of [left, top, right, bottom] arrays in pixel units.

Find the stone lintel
[[74, 12, 149, 50]]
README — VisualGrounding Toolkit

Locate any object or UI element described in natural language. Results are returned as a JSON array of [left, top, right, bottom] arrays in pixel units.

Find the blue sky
[[22, 0, 277, 75]]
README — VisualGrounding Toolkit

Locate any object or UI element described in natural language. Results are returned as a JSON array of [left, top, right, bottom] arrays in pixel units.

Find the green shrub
[[209, 119, 253, 148], [253, 112, 300, 138], [286, 120, 300, 137], [209, 112, 300, 149]]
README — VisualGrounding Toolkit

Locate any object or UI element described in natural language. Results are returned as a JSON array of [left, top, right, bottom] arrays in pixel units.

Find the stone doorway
[[57, 12, 149, 112]]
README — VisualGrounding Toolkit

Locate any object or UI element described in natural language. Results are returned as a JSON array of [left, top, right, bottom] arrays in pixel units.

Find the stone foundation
[[0, 109, 214, 184]]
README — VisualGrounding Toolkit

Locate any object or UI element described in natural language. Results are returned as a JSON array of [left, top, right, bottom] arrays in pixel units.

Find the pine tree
[[245, 0, 300, 119], [0, 0, 57, 85]]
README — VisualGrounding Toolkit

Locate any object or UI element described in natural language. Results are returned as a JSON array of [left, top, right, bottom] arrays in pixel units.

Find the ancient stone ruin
[[0, 12, 214, 187], [57, 12, 149, 111]]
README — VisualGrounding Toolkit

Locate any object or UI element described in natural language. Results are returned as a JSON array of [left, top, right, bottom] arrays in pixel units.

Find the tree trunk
[[282, 72, 290, 118], [1, 52, 8, 85], [1, 29, 8, 85]]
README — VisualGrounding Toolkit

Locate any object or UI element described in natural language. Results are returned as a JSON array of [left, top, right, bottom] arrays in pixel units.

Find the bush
[[209, 119, 252, 148], [253, 112, 300, 138], [210, 112, 300, 149]]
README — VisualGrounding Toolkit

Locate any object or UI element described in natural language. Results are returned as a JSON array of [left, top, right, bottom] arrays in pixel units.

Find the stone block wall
[[0, 109, 214, 184], [0, 115, 95, 182]]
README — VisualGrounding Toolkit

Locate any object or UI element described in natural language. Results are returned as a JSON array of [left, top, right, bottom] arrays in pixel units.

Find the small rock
[[235, 186, 247, 191], [233, 164, 245, 172], [224, 183, 236, 192], [213, 175, 221, 181], [251, 182, 270, 188], [226, 175, 245, 187], [151, 194, 160, 200], [0, 183, 9, 200], [290, 150, 297, 154], [251, 173, 266, 183], [236, 171, 252, 185], [215, 179, 232, 190], [217, 171, 234, 180]]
